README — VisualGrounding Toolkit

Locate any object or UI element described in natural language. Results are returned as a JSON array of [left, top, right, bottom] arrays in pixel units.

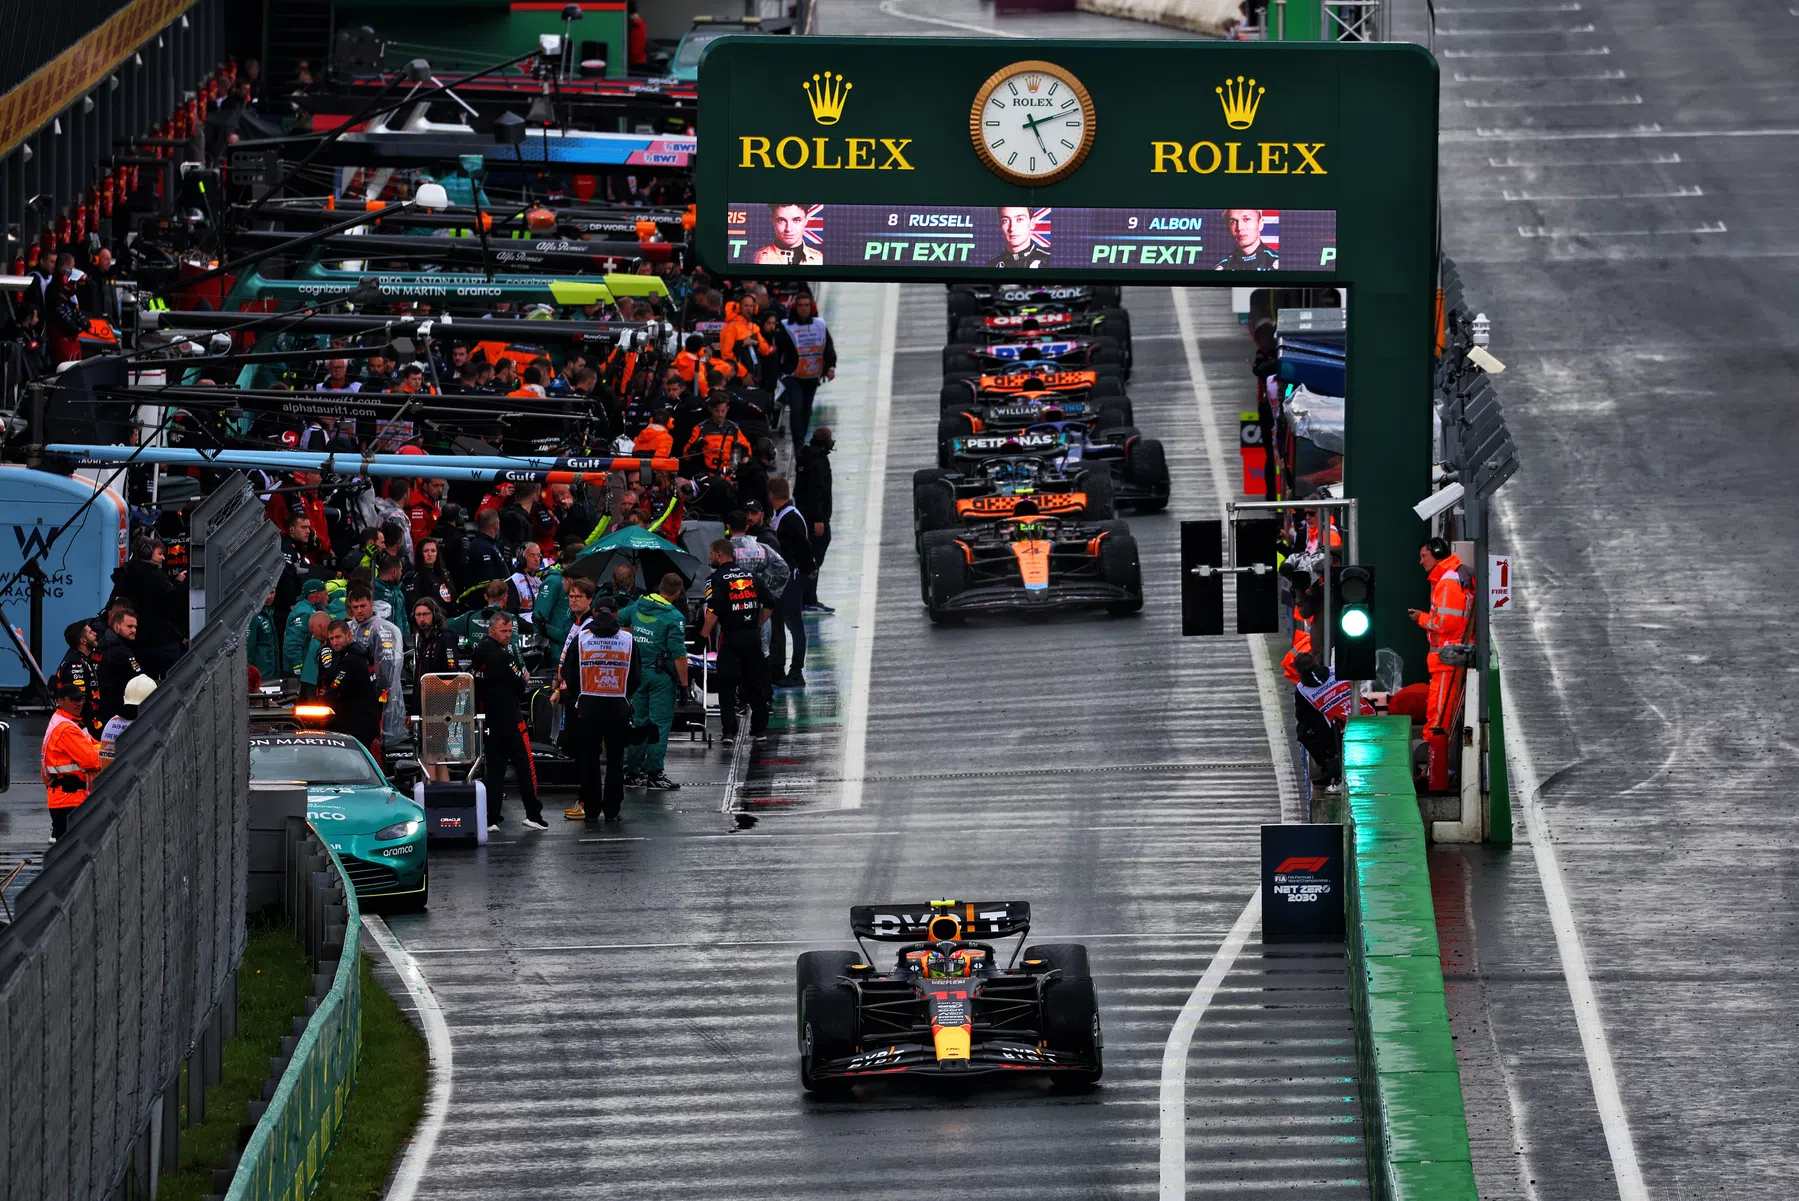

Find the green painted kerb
[[225, 839, 365, 1201], [1343, 716, 1479, 1200]]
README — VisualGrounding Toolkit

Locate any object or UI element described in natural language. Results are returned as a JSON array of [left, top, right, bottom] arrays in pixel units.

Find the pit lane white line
[[1501, 669, 1651, 1201], [840, 282, 900, 810], [874, 0, 1029, 37], [363, 914, 453, 1201], [1159, 892, 1262, 1200], [404, 932, 1239, 956]]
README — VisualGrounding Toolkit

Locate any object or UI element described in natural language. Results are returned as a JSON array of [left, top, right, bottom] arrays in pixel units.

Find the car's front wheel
[[798, 982, 859, 1095]]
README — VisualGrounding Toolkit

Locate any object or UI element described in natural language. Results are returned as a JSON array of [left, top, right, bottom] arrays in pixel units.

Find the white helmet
[[123, 675, 158, 706]]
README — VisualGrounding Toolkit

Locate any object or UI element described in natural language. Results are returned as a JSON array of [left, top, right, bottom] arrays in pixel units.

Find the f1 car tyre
[[1091, 344, 1126, 377], [947, 287, 981, 321], [913, 466, 956, 495], [954, 317, 987, 342], [918, 529, 962, 602], [1092, 311, 1132, 366], [1089, 285, 1122, 308], [1128, 438, 1171, 512], [1100, 530, 1144, 615], [1026, 943, 1103, 1087], [1023, 942, 1092, 980], [940, 381, 973, 411], [1097, 402, 1133, 431], [915, 479, 960, 539], [943, 369, 982, 386], [1089, 334, 1120, 353], [1097, 426, 1142, 446], [796, 949, 864, 1041], [1079, 469, 1116, 520], [937, 410, 978, 456], [927, 540, 970, 625], [1090, 374, 1126, 399], [1094, 361, 1124, 382], [943, 342, 980, 373], [799, 983, 859, 1094]]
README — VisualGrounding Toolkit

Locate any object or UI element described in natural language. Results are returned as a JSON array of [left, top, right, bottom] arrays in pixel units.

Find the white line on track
[[1486, 153, 1681, 166], [1518, 222, 1725, 237], [1499, 671, 1651, 1201], [1440, 46, 1610, 56], [362, 914, 454, 1200], [1155, 288, 1293, 1198], [1173, 287, 1303, 823], [1502, 185, 1702, 200], [1159, 892, 1262, 1200], [1466, 95, 1642, 107], [1455, 125, 1799, 142], [875, 0, 1028, 36], [840, 282, 900, 809], [405, 931, 1241, 956]]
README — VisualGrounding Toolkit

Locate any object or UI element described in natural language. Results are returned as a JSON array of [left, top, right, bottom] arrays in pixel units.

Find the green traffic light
[[1339, 607, 1371, 638]]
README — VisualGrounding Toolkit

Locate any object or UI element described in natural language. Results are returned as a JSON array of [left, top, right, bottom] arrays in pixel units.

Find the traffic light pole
[[1223, 498, 1363, 712]]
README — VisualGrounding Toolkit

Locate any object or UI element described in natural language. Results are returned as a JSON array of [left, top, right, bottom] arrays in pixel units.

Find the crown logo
[[1026, 74, 1043, 93], [1216, 75, 1264, 130], [803, 71, 851, 125]]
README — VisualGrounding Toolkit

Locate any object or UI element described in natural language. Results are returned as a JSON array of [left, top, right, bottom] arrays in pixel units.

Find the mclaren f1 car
[[912, 460, 1114, 554], [938, 365, 1127, 412], [918, 512, 1142, 621], [795, 900, 1102, 1093]]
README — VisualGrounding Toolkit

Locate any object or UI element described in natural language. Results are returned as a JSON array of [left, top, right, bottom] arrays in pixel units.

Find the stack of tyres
[[914, 284, 1171, 624]]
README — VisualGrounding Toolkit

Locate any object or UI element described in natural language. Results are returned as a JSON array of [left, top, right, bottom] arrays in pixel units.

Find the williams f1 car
[[942, 426, 1171, 513], [913, 460, 1114, 550], [796, 900, 1102, 1093], [919, 514, 1142, 621]]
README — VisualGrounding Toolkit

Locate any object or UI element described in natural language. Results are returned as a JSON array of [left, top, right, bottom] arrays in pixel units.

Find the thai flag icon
[[1260, 211, 1280, 252], [1030, 208, 1053, 250], [803, 204, 826, 247]]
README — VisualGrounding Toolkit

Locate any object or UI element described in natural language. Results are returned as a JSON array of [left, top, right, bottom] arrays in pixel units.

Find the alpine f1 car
[[248, 730, 429, 910], [913, 460, 1114, 551], [795, 900, 1102, 1093], [942, 426, 1171, 513], [951, 310, 1132, 368], [919, 514, 1142, 621], [943, 337, 1125, 382]]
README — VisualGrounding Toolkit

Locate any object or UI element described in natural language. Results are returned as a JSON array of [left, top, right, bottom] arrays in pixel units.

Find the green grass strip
[[311, 952, 430, 1200], [157, 923, 314, 1201]]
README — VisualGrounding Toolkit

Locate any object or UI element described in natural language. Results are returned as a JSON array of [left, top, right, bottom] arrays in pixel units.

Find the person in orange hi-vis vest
[[43, 681, 104, 842], [1408, 536, 1471, 789], [633, 407, 676, 459]]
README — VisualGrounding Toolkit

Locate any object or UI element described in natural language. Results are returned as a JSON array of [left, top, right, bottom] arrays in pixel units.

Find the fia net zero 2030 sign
[[696, 38, 1438, 286]]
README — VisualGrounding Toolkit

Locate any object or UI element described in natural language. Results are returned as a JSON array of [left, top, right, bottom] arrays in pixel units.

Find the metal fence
[[0, 471, 279, 1200]]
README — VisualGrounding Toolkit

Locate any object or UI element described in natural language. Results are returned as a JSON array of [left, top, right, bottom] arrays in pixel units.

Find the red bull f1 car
[[942, 426, 1171, 514], [796, 900, 1102, 1093], [919, 514, 1142, 621]]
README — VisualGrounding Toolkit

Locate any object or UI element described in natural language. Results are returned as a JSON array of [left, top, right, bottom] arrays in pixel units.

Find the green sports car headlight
[[373, 819, 422, 841]]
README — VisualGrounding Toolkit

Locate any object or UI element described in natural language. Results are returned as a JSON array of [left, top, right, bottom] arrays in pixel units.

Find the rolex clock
[[969, 60, 1096, 187]]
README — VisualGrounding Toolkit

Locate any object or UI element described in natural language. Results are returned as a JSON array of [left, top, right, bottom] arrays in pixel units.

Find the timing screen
[[726, 203, 1338, 272]]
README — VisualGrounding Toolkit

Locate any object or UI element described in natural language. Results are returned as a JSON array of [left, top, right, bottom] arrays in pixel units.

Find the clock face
[[969, 60, 1096, 187]]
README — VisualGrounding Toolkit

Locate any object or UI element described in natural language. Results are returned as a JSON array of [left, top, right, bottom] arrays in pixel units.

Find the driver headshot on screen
[[1215, 209, 1280, 270], [988, 206, 1049, 270], [753, 203, 823, 265]]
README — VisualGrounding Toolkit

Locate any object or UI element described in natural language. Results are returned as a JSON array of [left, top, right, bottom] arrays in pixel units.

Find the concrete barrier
[[1342, 716, 1479, 1200]]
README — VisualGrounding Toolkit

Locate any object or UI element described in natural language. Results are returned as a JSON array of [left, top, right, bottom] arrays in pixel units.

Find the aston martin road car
[[913, 461, 1114, 551], [943, 426, 1172, 513], [943, 337, 1125, 382], [249, 731, 429, 909], [795, 900, 1102, 1092], [920, 515, 1142, 622]]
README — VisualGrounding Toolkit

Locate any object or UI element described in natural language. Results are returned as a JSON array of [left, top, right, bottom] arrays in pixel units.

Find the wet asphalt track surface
[[1397, 0, 1799, 1196], [383, 283, 1375, 1198]]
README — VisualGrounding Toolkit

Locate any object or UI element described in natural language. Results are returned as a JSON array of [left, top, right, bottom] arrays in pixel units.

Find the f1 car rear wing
[[850, 900, 1031, 942]]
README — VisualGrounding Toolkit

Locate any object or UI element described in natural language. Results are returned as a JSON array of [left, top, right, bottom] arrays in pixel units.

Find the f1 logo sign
[[1274, 856, 1329, 873]]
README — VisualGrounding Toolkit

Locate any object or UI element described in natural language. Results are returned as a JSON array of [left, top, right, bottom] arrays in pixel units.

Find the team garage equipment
[[795, 900, 1102, 1093]]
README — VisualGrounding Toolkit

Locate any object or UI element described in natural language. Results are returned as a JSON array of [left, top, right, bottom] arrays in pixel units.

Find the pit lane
[[380, 285, 1372, 1199]]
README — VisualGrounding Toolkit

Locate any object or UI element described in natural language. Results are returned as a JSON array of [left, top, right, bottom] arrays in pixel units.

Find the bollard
[[160, 1073, 182, 1173]]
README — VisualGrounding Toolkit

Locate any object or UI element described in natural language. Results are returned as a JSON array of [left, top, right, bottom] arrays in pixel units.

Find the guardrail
[[221, 823, 363, 1201], [1342, 716, 1479, 1200]]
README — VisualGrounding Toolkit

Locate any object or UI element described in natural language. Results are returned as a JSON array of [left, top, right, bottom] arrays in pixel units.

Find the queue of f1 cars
[[915, 284, 1170, 623]]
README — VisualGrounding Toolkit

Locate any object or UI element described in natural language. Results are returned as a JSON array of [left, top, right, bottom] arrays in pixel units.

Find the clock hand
[[1021, 108, 1078, 134], [1027, 119, 1051, 157]]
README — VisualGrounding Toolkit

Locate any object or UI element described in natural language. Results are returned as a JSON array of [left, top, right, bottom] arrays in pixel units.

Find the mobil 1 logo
[[1261, 823, 1344, 941]]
